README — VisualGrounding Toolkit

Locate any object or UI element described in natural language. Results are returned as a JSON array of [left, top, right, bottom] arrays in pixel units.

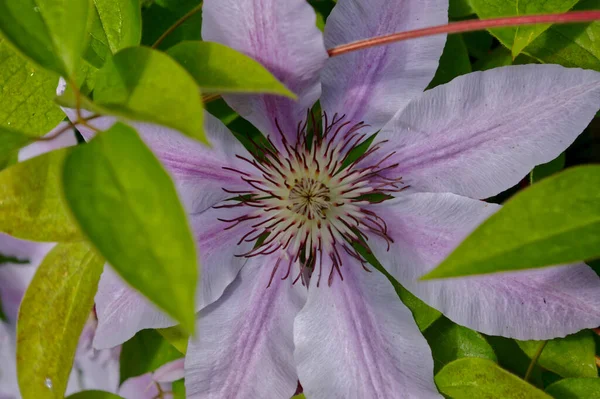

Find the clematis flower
[[63, 0, 600, 397]]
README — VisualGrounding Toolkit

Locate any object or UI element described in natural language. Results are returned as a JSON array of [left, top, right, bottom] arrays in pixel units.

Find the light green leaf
[[167, 41, 295, 97], [85, 0, 142, 68], [62, 123, 197, 332], [517, 331, 597, 378], [530, 153, 566, 183], [172, 379, 186, 399], [545, 378, 600, 398], [423, 166, 600, 279], [435, 358, 552, 399], [291, 395, 306, 399], [66, 391, 125, 399], [0, 38, 64, 136], [156, 326, 189, 354], [0, 0, 91, 76], [120, 329, 183, 384], [428, 34, 472, 89], [93, 46, 206, 143], [511, 0, 579, 57], [0, 148, 81, 241], [17, 243, 104, 399], [425, 317, 497, 373], [0, 128, 34, 169]]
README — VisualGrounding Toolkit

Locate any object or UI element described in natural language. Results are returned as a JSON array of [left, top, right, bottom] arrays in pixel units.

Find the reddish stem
[[328, 11, 600, 57]]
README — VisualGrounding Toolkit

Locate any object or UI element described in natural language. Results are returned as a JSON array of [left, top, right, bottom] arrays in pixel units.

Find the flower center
[[217, 113, 404, 286]]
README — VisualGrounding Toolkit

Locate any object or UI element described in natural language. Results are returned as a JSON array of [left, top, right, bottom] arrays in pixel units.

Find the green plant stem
[[524, 341, 548, 382], [152, 2, 204, 49]]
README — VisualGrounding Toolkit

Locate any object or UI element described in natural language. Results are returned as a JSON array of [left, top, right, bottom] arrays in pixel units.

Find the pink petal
[[373, 65, 600, 199], [370, 193, 600, 340], [185, 253, 306, 399], [119, 373, 161, 399], [153, 359, 185, 383], [295, 252, 440, 399], [321, 0, 447, 132], [202, 0, 327, 150], [18, 122, 77, 161]]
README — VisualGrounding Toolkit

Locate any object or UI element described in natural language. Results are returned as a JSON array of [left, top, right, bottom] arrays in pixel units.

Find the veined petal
[[18, 122, 77, 161], [153, 359, 185, 384], [93, 204, 254, 349], [202, 0, 327, 150], [0, 322, 18, 398], [374, 65, 600, 199], [321, 0, 447, 132], [185, 253, 306, 399], [295, 252, 439, 399], [64, 111, 250, 214], [370, 193, 600, 340]]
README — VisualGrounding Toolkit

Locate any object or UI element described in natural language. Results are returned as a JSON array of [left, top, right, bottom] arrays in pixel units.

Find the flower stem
[[152, 2, 204, 49], [524, 341, 547, 382], [328, 11, 600, 57]]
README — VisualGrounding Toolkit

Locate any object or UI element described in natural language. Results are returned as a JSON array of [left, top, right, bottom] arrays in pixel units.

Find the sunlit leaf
[[17, 243, 103, 399], [435, 358, 552, 399], [156, 326, 189, 354], [0, 0, 91, 76], [167, 41, 295, 97], [0, 38, 64, 135], [0, 128, 33, 169], [425, 317, 496, 373], [545, 378, 600, 398], [424, 166, 600, 279], [93, 46, 206, 143], [120, 329, 183, 384], [65, 391, 125, 399], [517, 331, 597, 378], [84, 0, 142, 68], [62, 123, 197, 332], [0, 148, 81, 241]]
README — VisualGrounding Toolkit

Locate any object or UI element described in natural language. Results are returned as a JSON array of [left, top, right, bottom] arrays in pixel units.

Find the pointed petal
[[63, 111, 250, 214], [185, 253, 306, 399], [202, 0, 327, 149], [295, 252, 439, 399], [321, 0, 447, 131], [374, 65, 600, 199], [370, 193, 600, 340], [18, 122, 77, 161], [93, 205, 254, 349]]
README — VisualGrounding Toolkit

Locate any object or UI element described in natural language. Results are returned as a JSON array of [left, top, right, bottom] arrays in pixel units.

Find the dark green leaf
[[120, 329, 183, 384], [428, 34, 472, 89], [84, 0, 142, 68], [156, 326, 189, 354], [167, 41, 295, 97], [62, 123, 197, 332], [424, 166, 600, 279], [517, 331, 597, 378], [0, 0, 91, 76], [545, 378, 600, 399], [450, 0, 475, 18], [94, 46, 206, 143], [0, 148, 81, 241], [530, 153, 566, 183], [141, 0, 202, 50], [65, 391, 125, 399], [485, 335, 545, 386], [0, 38, 64, 136], [435, 358, 552, 399], [425, 317, 496, 373], [17, 243, 104, 399]]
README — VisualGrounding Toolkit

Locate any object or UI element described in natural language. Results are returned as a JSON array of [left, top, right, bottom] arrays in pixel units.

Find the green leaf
[[291, 395, 306, 399], [435, 358, 552, 399], [167, 41, 295, 97], [62, 123, 198, 332], [0, 38, 65, 136], [17, 243, 104, 399], [156, 326, 189, 354], [172, 379, 186, 399], [485, 335, 545, 385], [0, 148, 81, 241], [0, 128, 34, 169], [471, 0, 600, 71], [428, 34, 472, 89], [93, 46, 206, 143], [425, 317, 497, 373], [0, 0, 91, 76], [85, 0, 142, 68], [545, 378, 600, 399], [423, 166, 600, 279], [450, 0, 475, 18], [120, 329, 183, 384], [65, 391, 125, 399], [141, 0, 202, 50], [517, 331, 597, 378], [511, 0, 579, 57], [530, 153, 566, 183]]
